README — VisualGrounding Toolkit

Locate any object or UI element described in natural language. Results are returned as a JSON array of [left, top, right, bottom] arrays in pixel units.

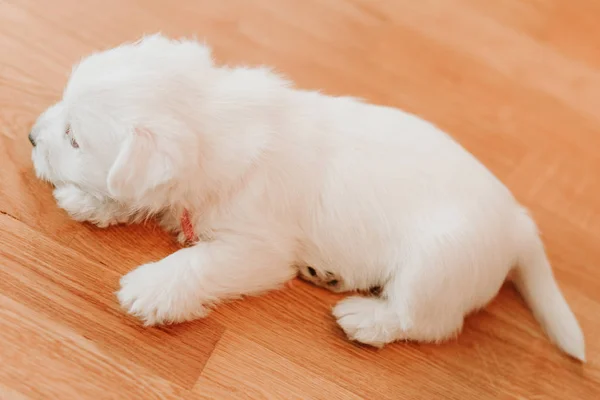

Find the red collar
[[180, 209, 198, 243]]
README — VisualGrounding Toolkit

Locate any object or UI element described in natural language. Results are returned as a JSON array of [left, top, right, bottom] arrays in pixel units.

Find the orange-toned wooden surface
[[1, 0, 599, 398]]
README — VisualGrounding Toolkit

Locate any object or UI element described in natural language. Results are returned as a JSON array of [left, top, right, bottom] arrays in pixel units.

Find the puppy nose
[[28, 132, 36, 146]]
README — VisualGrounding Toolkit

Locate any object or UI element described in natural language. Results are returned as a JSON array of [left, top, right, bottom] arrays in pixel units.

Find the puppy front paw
[[117, 261, 208, 325]]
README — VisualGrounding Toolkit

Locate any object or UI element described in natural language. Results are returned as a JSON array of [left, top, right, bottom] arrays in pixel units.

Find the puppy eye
[[65, 125, 79, 149]]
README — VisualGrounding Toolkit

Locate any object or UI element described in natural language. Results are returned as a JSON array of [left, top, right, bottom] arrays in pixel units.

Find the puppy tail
[[511, 208, 585, 361]]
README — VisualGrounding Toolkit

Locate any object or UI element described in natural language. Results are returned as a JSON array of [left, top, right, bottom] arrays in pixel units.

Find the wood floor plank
[[0, 214, 225, 389], [0, 295, 186, 400], [193, 330, 363, 400]]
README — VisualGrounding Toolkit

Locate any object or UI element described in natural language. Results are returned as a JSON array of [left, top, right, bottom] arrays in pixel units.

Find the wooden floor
[[1, 0, 599, 398]]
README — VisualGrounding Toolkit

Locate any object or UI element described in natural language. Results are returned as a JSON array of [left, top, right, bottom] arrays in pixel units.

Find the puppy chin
[[31, 150, 52, 183], [53, 184, 133, 228]]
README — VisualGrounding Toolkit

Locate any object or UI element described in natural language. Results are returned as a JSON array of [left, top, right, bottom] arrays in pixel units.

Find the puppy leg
[[333, 296, 464, 348], [333, 256, 468, 347], [54, 184, 132, 227], [117, 234, 296, 325]]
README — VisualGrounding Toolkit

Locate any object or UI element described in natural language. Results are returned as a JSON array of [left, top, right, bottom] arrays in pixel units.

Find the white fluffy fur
[[30, 34, 585, 361]]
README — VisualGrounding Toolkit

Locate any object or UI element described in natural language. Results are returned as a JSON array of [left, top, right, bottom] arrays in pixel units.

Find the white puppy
[[30, 34, 584, 360]]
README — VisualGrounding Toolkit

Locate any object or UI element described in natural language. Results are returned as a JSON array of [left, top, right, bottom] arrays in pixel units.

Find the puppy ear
[[107, 127, 173, 200]]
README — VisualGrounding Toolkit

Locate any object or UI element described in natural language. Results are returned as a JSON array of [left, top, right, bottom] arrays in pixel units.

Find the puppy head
[[30, 34, 214, 209]]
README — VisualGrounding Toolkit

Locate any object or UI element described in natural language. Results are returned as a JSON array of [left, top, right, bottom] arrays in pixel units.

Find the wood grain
[[1, 0, 599, 398]]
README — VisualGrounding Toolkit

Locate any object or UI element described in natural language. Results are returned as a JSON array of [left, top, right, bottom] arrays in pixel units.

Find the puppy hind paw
[[333, 296, 398, 348]]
